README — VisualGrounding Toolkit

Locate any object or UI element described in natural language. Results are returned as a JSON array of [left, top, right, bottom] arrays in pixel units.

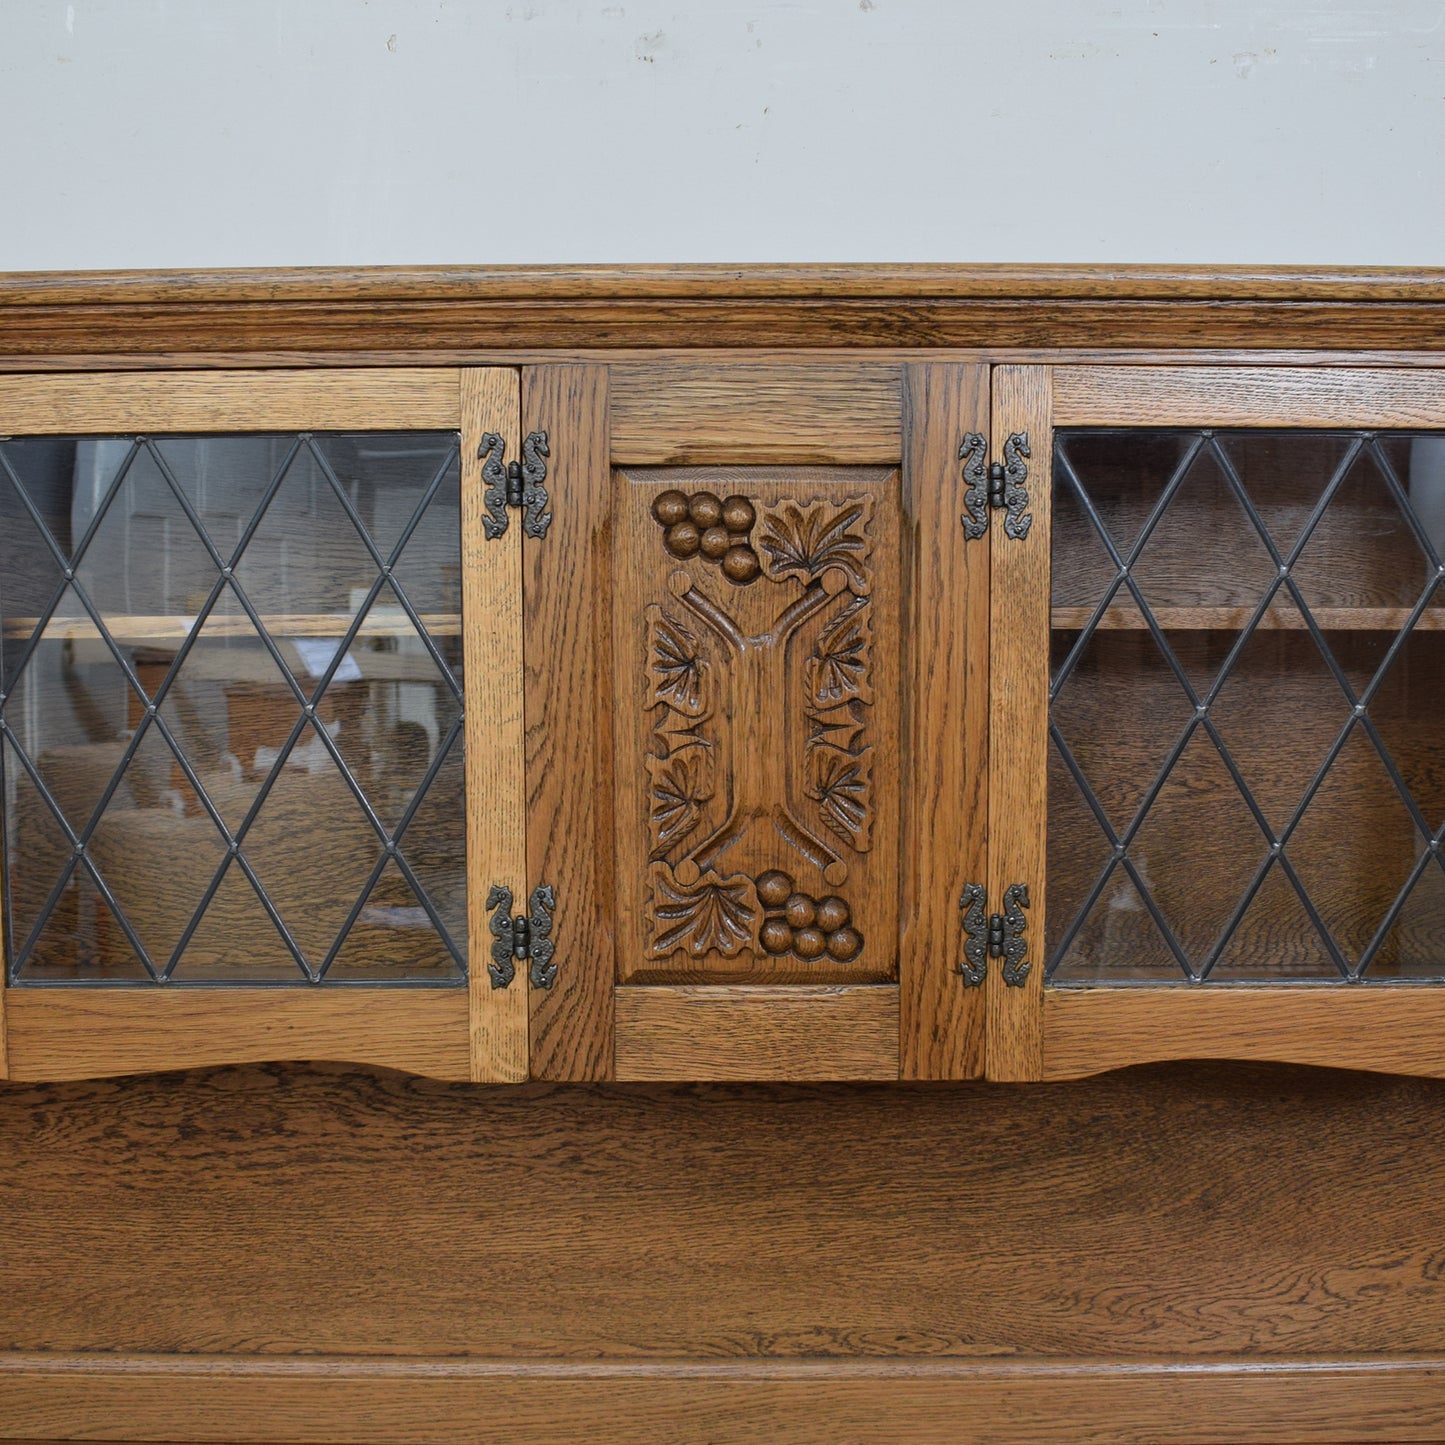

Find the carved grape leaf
[[646, 747, 715, 857], [757, 497, 874, 594], [647, 606, 708, 716], [806, 595, 873, 706], [647, 865, 760, 959], [807, 746, 874, 850]]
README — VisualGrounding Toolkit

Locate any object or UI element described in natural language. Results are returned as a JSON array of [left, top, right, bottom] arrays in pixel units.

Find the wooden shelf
[[5, 612, 461, 644], [1052, 604, 1445, 633]]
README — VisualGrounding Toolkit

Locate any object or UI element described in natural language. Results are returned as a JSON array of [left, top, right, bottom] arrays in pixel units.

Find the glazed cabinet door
[[0, 368, 529, 1082], [1007, 365, 1445, 1081], [525, 363, 991, 1080]]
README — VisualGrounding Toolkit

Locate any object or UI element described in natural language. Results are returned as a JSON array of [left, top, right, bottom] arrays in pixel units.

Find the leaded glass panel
[[1049, 428, 1445, 984], [0, 432, 467, 984]]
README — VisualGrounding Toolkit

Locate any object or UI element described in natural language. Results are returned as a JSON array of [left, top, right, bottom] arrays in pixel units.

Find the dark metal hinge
[[987, 912, 1006, 956], [959, 431, 1033, 542], [957, 881, 1032, 987], [479, 430, 552, 540], [485, 883, 558, 989]]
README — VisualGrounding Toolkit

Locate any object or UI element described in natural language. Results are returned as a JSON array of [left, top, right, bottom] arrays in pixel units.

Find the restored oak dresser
[[2, 266, 1445, 1443]]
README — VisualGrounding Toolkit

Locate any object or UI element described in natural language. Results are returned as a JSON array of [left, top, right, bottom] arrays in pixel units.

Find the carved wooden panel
[[613, 467, 900, 983]]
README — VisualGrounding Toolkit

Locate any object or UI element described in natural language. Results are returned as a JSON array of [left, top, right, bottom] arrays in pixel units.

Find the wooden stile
[[899, 364, 991, 1078], [986, 366, 1052, 1082], [523, 365, 615, 1080], [461, 368, 528, 1082]]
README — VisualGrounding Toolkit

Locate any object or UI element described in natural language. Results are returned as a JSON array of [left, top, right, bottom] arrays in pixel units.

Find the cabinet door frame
[[0, 366, 527, 1083], [1022, 363, 1445, 1082], [527, 359, 992, 1081]]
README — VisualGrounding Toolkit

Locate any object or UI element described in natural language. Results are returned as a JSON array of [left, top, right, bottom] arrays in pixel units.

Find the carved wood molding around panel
[[615, 467, 900, 985]]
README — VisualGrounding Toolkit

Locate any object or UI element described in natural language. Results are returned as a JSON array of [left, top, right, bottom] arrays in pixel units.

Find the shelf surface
[[1052, 604, 1445, 632], [5, 612, 461, 644]]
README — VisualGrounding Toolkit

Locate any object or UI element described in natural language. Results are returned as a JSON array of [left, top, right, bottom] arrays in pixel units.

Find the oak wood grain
[[1050, 423, 1417, 622], [608, 361, 902, 464], [611, 466, 901, 988], [614, 984, 899, 1080], [5, 1062, 1445, 1363], [2, 990, 469, 1082], [1043, 624, 1444, 983], [1045, 987, 1445, 1079], [4, 267, 1445, 356], [899, 364, 990, 1079], [1054, 365, 1445, 428], [5, 1353, 1445, 1445], [0, 369, 461, 431], [1052, 604, 1445, 631], [460, 368, 527, 1082], [1, 612, 464, 644], [6, 263, 1445, 303], [987, 368, 1052, 1081], [10, 347, 1445, 377], [524, 366, 614, 1079]]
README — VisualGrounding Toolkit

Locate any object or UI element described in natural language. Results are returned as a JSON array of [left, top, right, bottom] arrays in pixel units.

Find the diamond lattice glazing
[[0, 432, 467, 984]]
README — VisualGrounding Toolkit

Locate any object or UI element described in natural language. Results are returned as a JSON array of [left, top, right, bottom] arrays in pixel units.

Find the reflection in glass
[[1048, 429, 1445, 984], [0, 433, 466, 984]]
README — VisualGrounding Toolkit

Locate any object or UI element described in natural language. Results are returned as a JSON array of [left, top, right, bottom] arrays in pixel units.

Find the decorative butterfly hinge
[[479, 430, 552, 540], [957, 881, 1031, 987], [485, 883, 559, 989], [959, 431, 1033, 542]]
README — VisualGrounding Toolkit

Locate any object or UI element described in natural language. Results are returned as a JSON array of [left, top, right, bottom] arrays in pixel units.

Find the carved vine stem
[[665, 567, 851, 883]]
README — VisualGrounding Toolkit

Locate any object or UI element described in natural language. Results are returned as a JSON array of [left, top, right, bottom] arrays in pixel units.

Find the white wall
[[1, 0, 1441, 270]]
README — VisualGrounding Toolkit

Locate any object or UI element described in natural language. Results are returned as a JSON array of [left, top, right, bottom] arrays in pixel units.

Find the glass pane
[[1049, 428, 1445, 986], [0, 432, 466, 985]]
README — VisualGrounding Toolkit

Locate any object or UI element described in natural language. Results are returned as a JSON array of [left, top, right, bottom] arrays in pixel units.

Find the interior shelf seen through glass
[[0, 432, 467, 985], [1048, 429, 1445, 984]]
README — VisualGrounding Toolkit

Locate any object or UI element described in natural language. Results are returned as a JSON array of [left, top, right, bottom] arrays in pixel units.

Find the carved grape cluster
[[652, 489, 761, 584], [755, 869, 862, 962]]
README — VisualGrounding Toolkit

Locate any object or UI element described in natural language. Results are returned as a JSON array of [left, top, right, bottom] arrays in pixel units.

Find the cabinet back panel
[[3, 1062, 1445, 1359]]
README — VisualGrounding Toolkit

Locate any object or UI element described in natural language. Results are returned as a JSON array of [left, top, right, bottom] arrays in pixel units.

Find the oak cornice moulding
[[2, 264, 1445, 362]]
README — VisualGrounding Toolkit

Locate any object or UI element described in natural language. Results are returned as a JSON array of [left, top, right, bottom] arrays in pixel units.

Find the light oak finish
[[594, 372, 917, 1078], [6, 612, 462, 644], [986, 367, 1052, 1081], [1052, 603, 1445, 632], [1054, 364, 1445, 428], [2, 990, 469, 1082], [6, 1061, 1445, 1362], [899, 364, 990, 1079], [9, 263, 1445, 302], [1044, 362, 1445, 1075], [611, 465, 901, 987], [614, 984, 899, 1080], [608, 361, 902, 463], [5, 267, 1445, 358], [7, 1058, 1445, 1434], [1045, 987, 1445, 1080], [7, 1353, 1445, 1445], [460, 368, 527, 1083], [0, 368, 461, 431], [524, 366, 614, 1079], [12, 347, 1445, 377]]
